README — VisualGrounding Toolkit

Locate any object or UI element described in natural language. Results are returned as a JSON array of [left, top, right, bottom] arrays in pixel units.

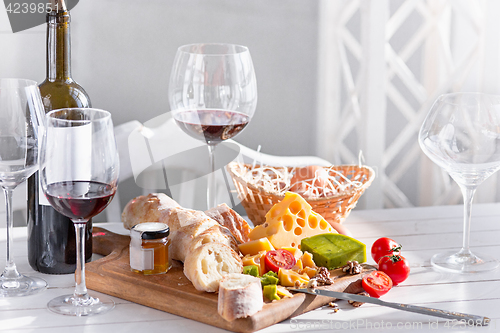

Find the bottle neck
[[46, 10, 72, 82]]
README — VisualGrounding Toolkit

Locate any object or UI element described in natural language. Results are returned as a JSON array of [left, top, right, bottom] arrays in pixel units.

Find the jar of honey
[[130, 222, 171, 275]]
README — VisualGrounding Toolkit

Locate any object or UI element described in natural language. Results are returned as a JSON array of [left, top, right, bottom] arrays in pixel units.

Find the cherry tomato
[[378, 255, 410, 286], [371, 237, 401, 263], [264, 249, 296, 273], [362, 271, 393, 298]]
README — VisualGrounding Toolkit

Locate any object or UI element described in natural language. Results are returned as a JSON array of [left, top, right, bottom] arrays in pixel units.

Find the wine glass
[[419, 92, 500, 273], [0, 78, 47, 297], [168, 43, 257, 209], [40, 108, 119, 315]]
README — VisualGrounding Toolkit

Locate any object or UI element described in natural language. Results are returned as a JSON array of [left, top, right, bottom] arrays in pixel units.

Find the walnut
[[306, 278, 318, 289], [342, 261, 362, 275], [348, 291, 369, 307], [313, 267, 334, 285], [328, 302, 340, 313], [294, 280, 306, 289]]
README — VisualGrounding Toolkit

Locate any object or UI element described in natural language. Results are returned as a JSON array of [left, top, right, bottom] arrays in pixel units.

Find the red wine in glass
[[174, 110, 249, 145], [45, 180, 116, 220]]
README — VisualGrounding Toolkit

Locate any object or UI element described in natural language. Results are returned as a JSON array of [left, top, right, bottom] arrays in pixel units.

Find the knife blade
[[290, 288, 490, 326]]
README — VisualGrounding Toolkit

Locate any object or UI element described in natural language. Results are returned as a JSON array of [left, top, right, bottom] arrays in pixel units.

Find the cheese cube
[[291, 259, 303, 272], [238, 238, 274, 256], [301, 251, 317, 268], [242, 251, 267, 276], [248, 192, 336, 249], [301, 233, 366, 269], [301, 266, 318, 278]]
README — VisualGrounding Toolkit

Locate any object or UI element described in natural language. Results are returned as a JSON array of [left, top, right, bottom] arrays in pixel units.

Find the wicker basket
[[227, 163, 375, 226]]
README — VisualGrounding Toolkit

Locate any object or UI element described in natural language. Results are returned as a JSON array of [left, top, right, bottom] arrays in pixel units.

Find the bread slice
[[121, 193, 181, 230], [205, 203, 252, 243], [183, 243, 243, 292], [218, 273, 263, 321], [169, 211, 222, 262], [188, 225, 239, 254]]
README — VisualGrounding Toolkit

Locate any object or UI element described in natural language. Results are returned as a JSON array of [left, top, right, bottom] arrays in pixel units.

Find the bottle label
[[38, 124, 93, 205], [129, 236, 154, 271]]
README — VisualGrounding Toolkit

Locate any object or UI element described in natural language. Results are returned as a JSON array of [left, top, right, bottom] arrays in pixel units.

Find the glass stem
[[73, 221, 89, 300], [2, 187, 20, 280], [458, 184, 476, 256], [207, 145, 217, 210]]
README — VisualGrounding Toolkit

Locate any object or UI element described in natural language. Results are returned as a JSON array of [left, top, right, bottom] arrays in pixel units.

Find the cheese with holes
[[281, 247, 303, 259], [278, 268, 310, 287], [238, 238, 274, 256], [248, 192, 336, 249]]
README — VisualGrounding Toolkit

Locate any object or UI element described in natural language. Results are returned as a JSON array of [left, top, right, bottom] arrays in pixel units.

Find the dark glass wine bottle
[[27, 2, 93, 274]]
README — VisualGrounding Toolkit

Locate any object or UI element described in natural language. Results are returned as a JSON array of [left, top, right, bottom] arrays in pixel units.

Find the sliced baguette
[[188, 225, 239, 254], [205, 203, 252, 243], [218, 273, 263, 321], [183, 243, 243, 292]]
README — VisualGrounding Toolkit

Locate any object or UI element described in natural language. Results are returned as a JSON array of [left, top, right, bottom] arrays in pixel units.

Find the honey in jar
[[130, 222, 171, 275]]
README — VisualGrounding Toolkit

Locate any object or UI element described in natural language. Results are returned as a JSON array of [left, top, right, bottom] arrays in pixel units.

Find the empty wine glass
[[0, 78, 47, 297], [419, 92, 500, 273], [168, 43, 257, 209], [40, 108, 119, 315]]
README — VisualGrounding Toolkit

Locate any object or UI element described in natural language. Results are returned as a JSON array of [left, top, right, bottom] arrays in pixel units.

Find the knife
[[290, 288, 490, 326]]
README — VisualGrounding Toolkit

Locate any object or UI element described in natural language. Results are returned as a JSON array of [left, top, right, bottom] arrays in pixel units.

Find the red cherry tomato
[[264, 249, 296, 273], [378, 255, 410, 286], [362, 271, 393, 298], [371, 237, 401, 263]]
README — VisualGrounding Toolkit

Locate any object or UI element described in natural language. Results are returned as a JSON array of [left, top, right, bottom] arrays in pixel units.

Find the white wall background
[[2, 0, 500, 223], [0, 0, 322, 221], [1, 0, 319, 156]]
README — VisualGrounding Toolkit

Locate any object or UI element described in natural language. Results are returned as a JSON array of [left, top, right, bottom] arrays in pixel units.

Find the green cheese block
[[300, 233, 366, 269]]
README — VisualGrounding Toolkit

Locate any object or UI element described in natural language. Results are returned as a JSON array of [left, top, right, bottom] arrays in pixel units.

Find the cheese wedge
[[278, 268, 310, 287], [248, 192, 336, 249], [238, 237, 274, 256]]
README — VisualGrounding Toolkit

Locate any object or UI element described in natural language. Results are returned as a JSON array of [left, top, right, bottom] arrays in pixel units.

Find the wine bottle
[[27, 1, 93, 274]]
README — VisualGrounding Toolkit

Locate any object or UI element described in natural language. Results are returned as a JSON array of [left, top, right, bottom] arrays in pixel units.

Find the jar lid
[[131, 222, 170, 239]]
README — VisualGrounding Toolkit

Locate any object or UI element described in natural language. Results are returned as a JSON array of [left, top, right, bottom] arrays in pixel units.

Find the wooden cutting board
[[87, 227, 374, 333]]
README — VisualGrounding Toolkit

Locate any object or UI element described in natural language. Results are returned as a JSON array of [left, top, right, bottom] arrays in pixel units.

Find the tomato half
[[264, 249, 296, 273], [362, 271, 393, 298], [371, 237, 401, 263], [378, 255, 410, 286]]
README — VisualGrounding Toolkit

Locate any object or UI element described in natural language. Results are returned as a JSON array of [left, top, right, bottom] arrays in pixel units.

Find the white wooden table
[[1, 203, 500, 332]]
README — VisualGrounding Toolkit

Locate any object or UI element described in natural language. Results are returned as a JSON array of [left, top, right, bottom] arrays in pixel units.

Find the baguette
[[121, 193, 181, 230], [183, 243, 243, 292], [205, 203, 252, 243], [218, 273, 263, 321], [188, 225, 239, 255]]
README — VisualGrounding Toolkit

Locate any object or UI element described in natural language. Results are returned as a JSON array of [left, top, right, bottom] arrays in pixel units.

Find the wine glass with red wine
[[169, 43, 257, 209], [0, 78, 47, 297], [40, 108, 119, 316]]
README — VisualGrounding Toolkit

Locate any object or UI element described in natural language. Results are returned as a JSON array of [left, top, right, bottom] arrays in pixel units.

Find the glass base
[[48, 293, 115, 316], [431, 250, 500, 273], [0, 274, 47, 297]]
